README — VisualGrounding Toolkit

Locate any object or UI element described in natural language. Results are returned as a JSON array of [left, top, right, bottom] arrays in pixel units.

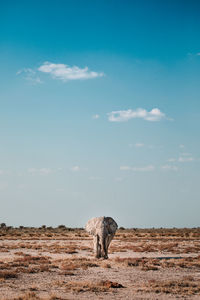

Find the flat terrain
[[0, 226, 200, 299]]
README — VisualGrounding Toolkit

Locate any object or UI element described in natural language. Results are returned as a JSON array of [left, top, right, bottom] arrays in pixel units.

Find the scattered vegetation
[[137, 277, 200, 295], [0, 226, 200, 298], [55, 280, 124, 293], [114, 255, 200, 270]]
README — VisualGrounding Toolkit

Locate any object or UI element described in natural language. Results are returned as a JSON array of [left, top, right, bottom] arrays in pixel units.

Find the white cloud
[[178, 157, 194, 162], [129, 143, 155, 149], [188, 52, 200, 58], [120, 166, 132, 171], [71, 166, 80, 172], [38, 62, 104, 81], [28, 168, 52, 175], [39, 168, 52, 175], [28, 168, 37, 174], [167, 158, 176, 162], [161, 165, 178, 171], [17, 68, 34, 76], [132, 165, 155, 172], [179, 144, 185, 149], [167, 155, 195, 163], [92, 114, 100, 119], [108, 108, 167, 122], [17, 68, 42, 84], [135, 143, 144, 147], [180, 152, 191, 156], [120, 165, 155, 172]]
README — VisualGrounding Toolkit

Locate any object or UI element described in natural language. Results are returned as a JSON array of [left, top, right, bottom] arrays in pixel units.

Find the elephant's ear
[[105, 217, 118, 234]]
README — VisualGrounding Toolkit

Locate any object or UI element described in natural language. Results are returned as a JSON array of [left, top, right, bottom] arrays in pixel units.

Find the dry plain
[[0, 226, 200, 299]]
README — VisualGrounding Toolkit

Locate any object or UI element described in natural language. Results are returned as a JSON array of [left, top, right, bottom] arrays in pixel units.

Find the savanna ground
[[0, 225, 200, 299]]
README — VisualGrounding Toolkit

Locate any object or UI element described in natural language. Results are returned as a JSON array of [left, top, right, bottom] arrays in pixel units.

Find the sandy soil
[[0, 227, 200, 299]]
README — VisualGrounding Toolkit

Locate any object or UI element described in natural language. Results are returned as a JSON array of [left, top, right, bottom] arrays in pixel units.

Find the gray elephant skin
[[85, 216, 118, 259]]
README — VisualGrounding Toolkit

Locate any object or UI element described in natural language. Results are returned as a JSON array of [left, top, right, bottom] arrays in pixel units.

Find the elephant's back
[[85, 217, 104, 235], [85, 216, 118, 236]]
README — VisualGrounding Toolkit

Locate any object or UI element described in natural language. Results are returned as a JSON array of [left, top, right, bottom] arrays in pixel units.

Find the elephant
[[85, 216, 118, 259]]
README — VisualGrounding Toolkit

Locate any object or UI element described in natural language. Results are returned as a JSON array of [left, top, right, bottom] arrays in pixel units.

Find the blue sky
[[0, 0, 200, 227]]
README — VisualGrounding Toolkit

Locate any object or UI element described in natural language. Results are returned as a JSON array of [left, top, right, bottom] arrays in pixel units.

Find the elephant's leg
[[93, 235, 101, 258], [104, 234, 114, 258], [100, 235, 108, 259], [104, 245, 108, 259], [107, 234, 114, 249], [98, 242, 101, 258]]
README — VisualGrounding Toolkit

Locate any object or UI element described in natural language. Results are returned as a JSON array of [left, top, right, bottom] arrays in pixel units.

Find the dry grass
[[137, 277, 200, 295], [59, 257, 99, 271], [11, 292, 64, 300], [0, 271, 18, 279], [55, 280, 124, 293], [0, 255, 52, 277], [1, 226, 200, 241], [114, 255, 200, 270], [0, 226, 87, 241], [13, 292, 40, 300], [1, 226, 200, 298]]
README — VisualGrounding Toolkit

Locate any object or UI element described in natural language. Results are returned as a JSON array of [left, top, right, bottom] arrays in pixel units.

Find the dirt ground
[[0, 226, 200, 299]]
